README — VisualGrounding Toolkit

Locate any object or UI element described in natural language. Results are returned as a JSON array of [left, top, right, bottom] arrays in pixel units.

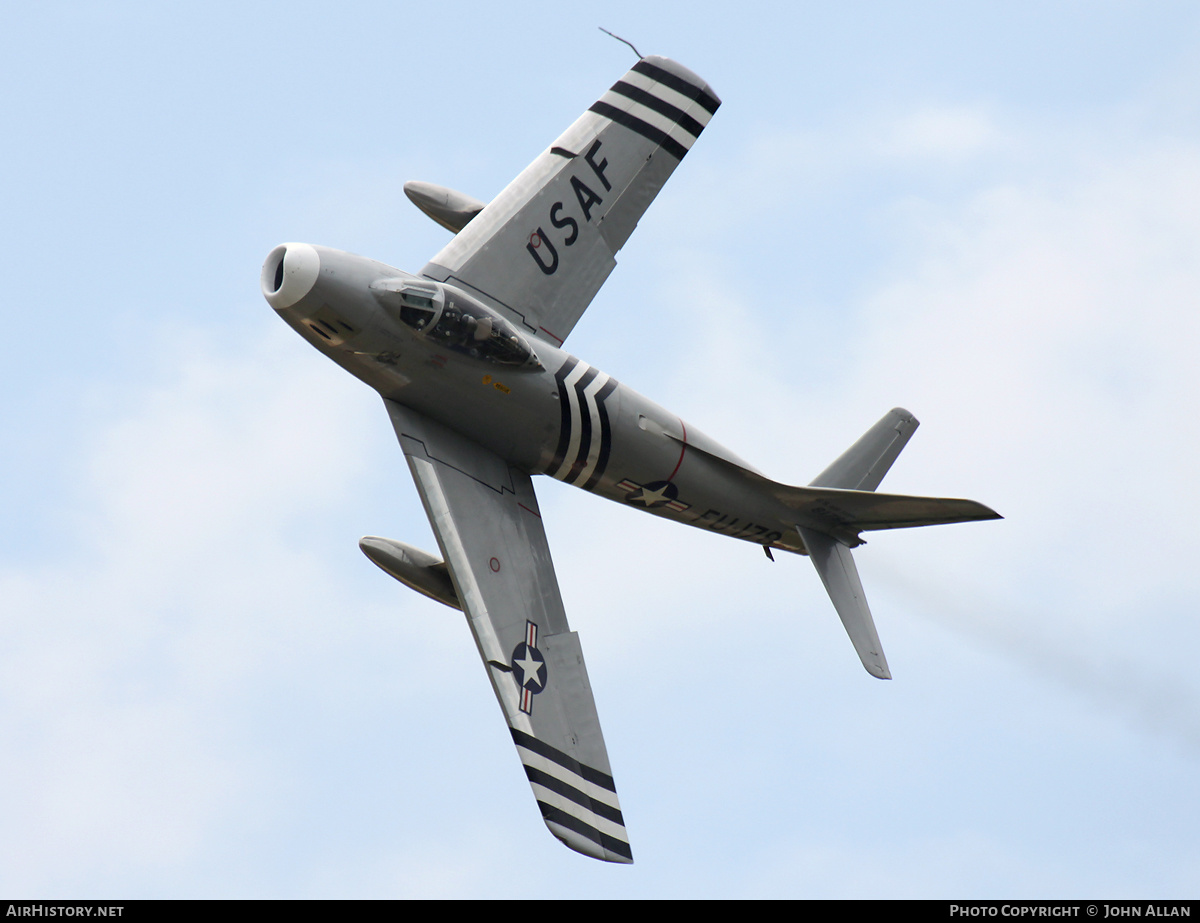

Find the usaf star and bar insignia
[[617, 478, 690, 513], [511, 620, 548, 715]]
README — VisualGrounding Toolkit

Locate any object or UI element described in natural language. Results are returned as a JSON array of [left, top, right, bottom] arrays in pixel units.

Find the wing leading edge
[[383, 400, 632, 863], [420, 56, 720, 347]]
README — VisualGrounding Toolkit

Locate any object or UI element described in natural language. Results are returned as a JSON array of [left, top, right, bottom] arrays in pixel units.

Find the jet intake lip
[[262, 242, 320, 309]]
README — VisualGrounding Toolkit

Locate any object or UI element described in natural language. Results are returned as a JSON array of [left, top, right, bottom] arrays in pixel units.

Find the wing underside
[[420, 56, 720, 347], [383, 399, 632, 863]]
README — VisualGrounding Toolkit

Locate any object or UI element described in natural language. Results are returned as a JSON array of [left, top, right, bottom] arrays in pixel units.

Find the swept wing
[[383, 399, 632, 863], [419, 56, 720, 346]]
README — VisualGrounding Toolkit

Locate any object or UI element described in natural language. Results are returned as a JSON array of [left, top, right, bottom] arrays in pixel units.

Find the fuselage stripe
[[549, 358, 616, 489], [550, 359, 590, 479], [559, 362, 591, 477], [565, 368, 607, 484], [581, 377, 618, 491], [563, 366, 600, 483], [549, 356, 579, 473]]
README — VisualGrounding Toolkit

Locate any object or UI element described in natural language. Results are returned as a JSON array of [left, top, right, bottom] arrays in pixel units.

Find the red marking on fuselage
[[538, 326, 563, 346], [667, 419, 688, 482], [517, 502, 541, 519]]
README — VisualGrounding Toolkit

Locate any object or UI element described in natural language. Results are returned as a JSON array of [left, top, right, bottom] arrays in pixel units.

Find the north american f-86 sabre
[[261, 55, 1000, 864]]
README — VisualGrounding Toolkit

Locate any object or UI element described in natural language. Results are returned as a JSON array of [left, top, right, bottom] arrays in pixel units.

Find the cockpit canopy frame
[[372, 278, 541, 369]]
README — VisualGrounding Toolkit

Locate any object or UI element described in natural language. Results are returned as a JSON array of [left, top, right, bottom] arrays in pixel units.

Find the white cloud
[[0, 327, 407, 892], [883, 106, 1005, 162], [5, 7, 1200, 894]]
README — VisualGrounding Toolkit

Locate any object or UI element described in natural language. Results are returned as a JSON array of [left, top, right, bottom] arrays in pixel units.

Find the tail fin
[[810, 407, 918, 490], [659, 408, 999, 678], [799, 408, 999, 680]]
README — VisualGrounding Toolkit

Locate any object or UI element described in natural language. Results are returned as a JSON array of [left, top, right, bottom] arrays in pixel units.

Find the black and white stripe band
[[511, 728, 631, 861], [588, 59, 721, 161], [548, 357, 617, 491]]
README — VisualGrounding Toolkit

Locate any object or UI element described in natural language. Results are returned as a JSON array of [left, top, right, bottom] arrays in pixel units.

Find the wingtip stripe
[[607, 81, 707, 138], [529, 783, 628, 839], [594, 94, 701, 150], [510, 727, 617, 792], [524, 765, 626, 824], [588, 102, 690, 161], [539, 802, 633, 860], [616, 70, 716, 128], [516, 748, 621, 808], [631, 59, 720, 114]]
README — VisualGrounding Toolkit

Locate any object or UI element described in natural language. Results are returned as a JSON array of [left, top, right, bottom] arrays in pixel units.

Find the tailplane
[[662, 407, 999, 678], [798, 408, 999, 679]]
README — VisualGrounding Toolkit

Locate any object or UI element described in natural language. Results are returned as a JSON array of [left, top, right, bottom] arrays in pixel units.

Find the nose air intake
[[261, 242, 320, 309]]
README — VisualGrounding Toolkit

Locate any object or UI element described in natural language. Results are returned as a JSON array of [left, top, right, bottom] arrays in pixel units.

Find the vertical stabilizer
[[796, 525, 891, 680], [810, 408, 918, 491]]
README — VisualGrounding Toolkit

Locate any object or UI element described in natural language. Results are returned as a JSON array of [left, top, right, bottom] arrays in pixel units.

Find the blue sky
[[2, 1, 1199, 898]]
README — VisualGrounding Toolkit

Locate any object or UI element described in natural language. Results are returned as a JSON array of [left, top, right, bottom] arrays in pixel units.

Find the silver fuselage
[[268, 244, 807, 554]]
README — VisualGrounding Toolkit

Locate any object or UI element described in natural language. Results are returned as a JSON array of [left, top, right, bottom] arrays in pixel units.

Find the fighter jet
[[261, 55, 1000, 864]]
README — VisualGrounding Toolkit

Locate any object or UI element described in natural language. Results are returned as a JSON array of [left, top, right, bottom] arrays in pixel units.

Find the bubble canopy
[[370, 279, 541, 369]]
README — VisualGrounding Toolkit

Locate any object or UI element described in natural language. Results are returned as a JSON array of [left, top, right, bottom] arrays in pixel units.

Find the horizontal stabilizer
[[782, 487, 1000, 538], [404, 181, 486, 234], [810, 408, 918, 491], [796, 526, 890, 679], [668, 410, 998, 678]]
